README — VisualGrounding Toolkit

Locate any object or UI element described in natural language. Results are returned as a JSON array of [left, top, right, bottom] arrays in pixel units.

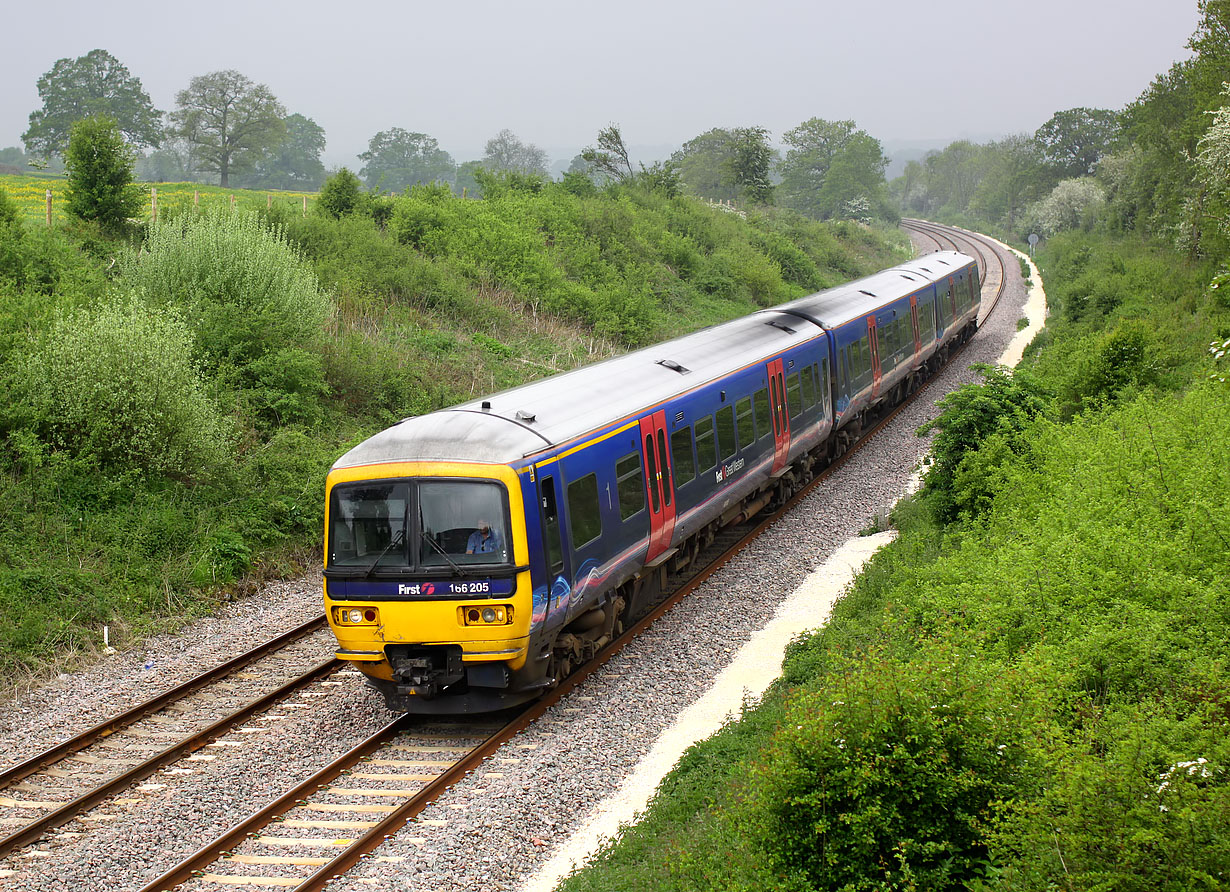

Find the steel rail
[[0, 657, 339, 860], [0, 614, 327, 791]]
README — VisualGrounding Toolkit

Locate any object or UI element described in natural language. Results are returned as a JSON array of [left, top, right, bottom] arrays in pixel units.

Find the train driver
[[466, 519, 502, 555]]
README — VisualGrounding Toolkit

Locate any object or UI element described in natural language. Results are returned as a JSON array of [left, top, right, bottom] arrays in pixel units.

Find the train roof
[[330, 251, 976, 471], [775, 251, 973, 328]]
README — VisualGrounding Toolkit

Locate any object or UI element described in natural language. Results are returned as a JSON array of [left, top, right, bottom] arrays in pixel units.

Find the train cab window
[[735, 397, 754, 449], [716, 405, 736, 460], [615, 453, 644, 521], [329, 482, 407, 568], [786, 372, 802, 418], [567, 473, 603, 549], [802, 364, 816, 409], [671, 426, 695, 485], [695, 415, 717, 471], [754, 388, 771, 439]]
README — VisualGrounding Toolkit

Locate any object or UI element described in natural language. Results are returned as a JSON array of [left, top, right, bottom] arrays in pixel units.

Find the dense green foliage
[[0, 175, 903, 680], [63, 115, 142, 234]]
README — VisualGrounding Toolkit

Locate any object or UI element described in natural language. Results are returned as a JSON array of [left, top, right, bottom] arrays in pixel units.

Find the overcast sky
[[0, 0, 1201, 168]]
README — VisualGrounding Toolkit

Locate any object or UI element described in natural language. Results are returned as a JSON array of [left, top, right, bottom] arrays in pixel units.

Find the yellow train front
[[323, 410, 551, 714]]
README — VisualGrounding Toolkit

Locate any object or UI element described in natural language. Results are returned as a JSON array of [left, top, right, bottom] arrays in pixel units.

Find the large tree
[[23, 49, 162, 158], [171, 70, 286, 187], [358, 128, 455, 191], [777, 118, 858, 215], [241, 113, 327, 190], [1033, 107, 1120, 179], [726, 126, 776, 205], [482, 129, 549, 176], [671, 128, 739, 201]]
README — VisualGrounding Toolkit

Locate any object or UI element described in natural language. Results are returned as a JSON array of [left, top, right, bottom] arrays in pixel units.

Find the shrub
[[745, 644, 1035, 891], [919, 364, 1050, 522], [1061, 321, 1157, 416], [317, 167, 363, 218], [119, 208, 334, 367], [63, 115, 142, 234], [24, 293, 230, 478]]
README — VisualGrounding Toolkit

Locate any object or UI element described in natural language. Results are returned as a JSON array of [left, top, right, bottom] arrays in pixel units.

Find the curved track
[[137, 220, 1015, 892]]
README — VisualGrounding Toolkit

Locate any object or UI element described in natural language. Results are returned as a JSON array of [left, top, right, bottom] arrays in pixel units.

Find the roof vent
[[937, 259, 950, 265], [656, 359, 690, 374], [859, 289, 877, 297], [515, 410, 537, 423], [900, 274, 916, 281], [481, 400, 491, 411], [765, 319, 796, 334]]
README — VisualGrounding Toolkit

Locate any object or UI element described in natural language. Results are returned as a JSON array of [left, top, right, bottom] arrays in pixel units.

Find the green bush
[[745, 644, 1035, 891], [919, 364, 1050, 522], [63, 115, 142, 235], [119, 208, 334, 367], [23, 293, 230, 478], [317, 167, 363, 218]]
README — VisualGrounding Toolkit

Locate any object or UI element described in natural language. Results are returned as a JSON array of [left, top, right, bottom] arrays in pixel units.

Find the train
[[323, 251, 980, 713]]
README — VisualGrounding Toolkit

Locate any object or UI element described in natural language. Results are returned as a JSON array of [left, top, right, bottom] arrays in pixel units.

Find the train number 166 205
[[448, 581, 491, 594]]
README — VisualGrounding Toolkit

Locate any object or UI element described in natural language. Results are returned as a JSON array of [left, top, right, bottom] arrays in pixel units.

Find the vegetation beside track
[[0, 172, 905, 685], [556, 241, 1230, 892]]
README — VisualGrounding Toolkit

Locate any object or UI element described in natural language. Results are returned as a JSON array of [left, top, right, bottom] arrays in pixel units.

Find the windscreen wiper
[[419, 529, 469, 577], [363, 529, 406, 578]]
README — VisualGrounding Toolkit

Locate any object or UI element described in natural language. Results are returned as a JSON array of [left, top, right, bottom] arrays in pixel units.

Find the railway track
[[130, 220, 1015, 892], [0, 616, 337, 862]]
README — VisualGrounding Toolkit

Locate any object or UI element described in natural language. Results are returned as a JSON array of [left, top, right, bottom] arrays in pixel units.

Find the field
[[0, 173, 316, 225]]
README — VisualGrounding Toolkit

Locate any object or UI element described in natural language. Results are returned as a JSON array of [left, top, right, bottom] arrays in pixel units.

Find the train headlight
[[460, 605, 513, 626], [333, 607, 379, 626]]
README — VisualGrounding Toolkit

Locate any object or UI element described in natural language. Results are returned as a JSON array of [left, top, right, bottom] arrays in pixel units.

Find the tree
[[482, 129, 549, 176], [171, 70, 286, 187], [1034, 107, 1120, 179], [1024, 178, 1107, 236], [726, 126, 776, 204], [777, 118, 858, 215], [581, 124, 634, 182], [63, 115, 142, 233], [813, 131, 889, 219], [672, 128, 739, 201], [241, 113, 326, 190], [23, 49, 162, 158], [136, 137, 196, 183], [358, 128, 455, 191], [968, 134, 1047, 230]]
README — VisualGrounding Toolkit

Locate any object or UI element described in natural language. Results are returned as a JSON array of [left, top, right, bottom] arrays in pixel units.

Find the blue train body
[[323, 251, 980, 713]]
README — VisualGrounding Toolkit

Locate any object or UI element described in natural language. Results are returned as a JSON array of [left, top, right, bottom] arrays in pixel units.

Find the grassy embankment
[[557, 232, 1230, 891], [0, 172, 907, 687]]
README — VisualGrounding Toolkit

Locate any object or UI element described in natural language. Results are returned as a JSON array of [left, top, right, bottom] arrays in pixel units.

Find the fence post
[[462, 186, 467, 200], [194, 189, 199, 207], [267, 194, 271, 209], [302, 195, 307, 217], [230, 194, 235, 210], [45, 189, 52, 227], [151, 187, 158, 223]]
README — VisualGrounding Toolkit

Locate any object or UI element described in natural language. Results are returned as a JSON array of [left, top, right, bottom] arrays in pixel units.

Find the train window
[[657, 429, 672, 508], [786, 373, 802, 418], [735, 396, 754, 448], [671, 426, 695, 485], [329, 482, 407, 568], [695, 416, 716, 471], [820, 357, 831, 414], [802, 364, 815, 408], [567, 473, 603, 548], [716, 405, 736, 460], [540, 476, 564, 575], [615, 453, 644, 521], [920, 296, 936, 343], [754, 388, 771, 439], [644, 434, 660, 514]]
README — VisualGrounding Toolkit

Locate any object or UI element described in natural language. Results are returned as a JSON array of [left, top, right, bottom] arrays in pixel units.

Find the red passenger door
[[867, 315, 881, 398], [639, 410, 676, 562], [766, 358, 790, 473]]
